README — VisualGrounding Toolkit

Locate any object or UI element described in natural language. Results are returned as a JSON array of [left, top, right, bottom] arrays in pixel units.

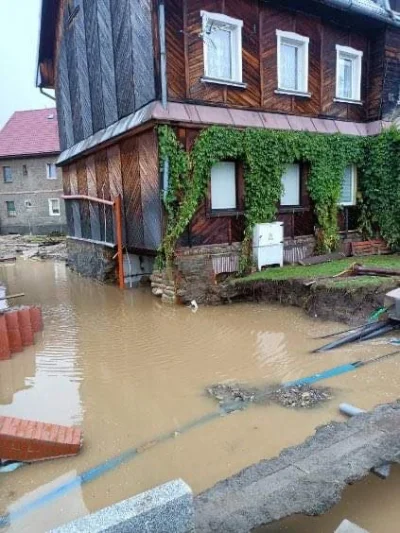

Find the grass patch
[[235, 255, 400, 283], [320, 276, 398, 290]]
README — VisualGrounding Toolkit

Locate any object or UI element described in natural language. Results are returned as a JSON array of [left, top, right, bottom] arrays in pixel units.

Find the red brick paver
[[0, 416, 82, 462]]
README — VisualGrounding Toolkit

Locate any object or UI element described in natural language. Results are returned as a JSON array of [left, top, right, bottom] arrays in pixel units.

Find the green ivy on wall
[[158, 124, 389, 269], [361, 127, 400, 250]]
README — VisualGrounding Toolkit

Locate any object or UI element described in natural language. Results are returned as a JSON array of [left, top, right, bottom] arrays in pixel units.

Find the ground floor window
[[339, 165, 357, 206], [280, 163, 300, 207], [48, 198, 61, 216], [6, 200, 16, 217], [210, 161, 237, 211]]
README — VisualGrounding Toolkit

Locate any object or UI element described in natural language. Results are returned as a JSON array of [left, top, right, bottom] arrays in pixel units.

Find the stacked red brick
[[0, 416, 82, 462], [0, 306, 43, 360]]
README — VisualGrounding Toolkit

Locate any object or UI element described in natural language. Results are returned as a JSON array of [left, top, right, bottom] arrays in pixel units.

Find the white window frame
[[48, 198, 61, 216], [338, 165, 357, 207], [201, 11, 243, 86], [46, 163, 57, 180], [210, 161, 237, 211], [280, 163, 301, 207], [276, 30, 309, 95], [335, 45, 363, 102]]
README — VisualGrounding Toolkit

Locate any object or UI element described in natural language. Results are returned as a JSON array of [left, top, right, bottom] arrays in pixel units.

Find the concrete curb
[[49, 479, 194, 533], [335, 519, 369, 532]]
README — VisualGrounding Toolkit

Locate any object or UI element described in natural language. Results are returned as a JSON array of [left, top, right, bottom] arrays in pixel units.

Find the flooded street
[[1, 260, 400, 532]]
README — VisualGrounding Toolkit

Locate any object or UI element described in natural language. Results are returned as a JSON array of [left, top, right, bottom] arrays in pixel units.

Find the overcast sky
[[0, 0, 55, 129]]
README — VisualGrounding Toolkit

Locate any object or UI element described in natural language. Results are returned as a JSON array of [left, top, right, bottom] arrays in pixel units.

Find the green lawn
[[235, 255, 400, 283]]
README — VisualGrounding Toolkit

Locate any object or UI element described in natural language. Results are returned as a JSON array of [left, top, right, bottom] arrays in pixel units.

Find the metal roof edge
[[56, 101, 394, 166]]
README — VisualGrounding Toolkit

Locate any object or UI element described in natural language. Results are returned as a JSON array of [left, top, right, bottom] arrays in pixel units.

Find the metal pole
[[114, 196, 125, 290], [159, 0, 168, 109]]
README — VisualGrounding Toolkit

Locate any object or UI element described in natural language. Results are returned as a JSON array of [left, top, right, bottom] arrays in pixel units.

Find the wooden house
[[37, 0, 400, 291]]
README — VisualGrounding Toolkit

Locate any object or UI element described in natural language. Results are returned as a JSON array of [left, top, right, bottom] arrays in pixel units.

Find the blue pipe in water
[[2, 351, 397, 529]]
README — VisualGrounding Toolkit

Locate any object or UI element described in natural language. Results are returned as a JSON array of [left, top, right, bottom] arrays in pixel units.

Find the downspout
[[40, 87, 56, 101], [159, 0, 169, 198], [159, 0, 168, 109]]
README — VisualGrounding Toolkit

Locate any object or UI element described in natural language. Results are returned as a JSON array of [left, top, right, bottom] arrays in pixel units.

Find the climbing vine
[[361, 127, 400, 250], [157, 124, 391, 269]]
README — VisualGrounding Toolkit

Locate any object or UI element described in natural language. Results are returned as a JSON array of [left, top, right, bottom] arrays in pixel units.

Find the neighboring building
[[0, 109, 66, 235], [36, 0, 400, 289]]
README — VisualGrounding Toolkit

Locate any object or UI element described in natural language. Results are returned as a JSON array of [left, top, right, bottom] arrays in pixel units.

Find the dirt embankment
[[219, 278, 399, 325], [0, 235, 67, 262]]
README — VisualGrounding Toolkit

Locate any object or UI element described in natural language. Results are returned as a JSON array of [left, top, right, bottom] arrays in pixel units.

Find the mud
[[207, 383, 333, 410], [222, 278, 398, 325]]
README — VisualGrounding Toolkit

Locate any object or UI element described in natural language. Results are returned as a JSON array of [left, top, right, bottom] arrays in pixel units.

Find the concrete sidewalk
[[195, 401, 400, 532]]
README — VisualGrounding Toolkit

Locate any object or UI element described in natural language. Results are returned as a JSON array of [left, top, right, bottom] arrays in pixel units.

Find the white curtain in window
[[281, 164, 300, 206], [340, 166, 354, 204], [207, 27, 232, 80], [211, 162, 236, 210], [338, 57, 353, 99], [281, 43, 298, 90]]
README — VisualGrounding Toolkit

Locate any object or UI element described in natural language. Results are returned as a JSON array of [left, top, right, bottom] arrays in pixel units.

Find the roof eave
[[318, 0, 400, 26], [36, 0, 60, 89]]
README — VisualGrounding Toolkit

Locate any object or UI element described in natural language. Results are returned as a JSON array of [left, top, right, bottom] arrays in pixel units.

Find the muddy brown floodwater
[[1, 260, 400, 533]]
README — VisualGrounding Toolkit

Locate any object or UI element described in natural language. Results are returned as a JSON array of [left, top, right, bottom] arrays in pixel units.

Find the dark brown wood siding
[[164, 0, 388, 121], [382, 28, 400, 121]]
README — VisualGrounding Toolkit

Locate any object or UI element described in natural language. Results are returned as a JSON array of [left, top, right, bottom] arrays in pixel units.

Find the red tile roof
[[0, 108, 60, 159]]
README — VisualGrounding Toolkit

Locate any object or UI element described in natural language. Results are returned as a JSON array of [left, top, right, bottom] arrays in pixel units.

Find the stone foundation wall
[[151, 243, 242, 305], [151, 269, 178, 304], [67, 238, 116, 283]]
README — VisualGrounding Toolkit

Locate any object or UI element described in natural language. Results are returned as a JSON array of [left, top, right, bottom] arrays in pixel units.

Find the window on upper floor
[[280, 164, 301, 207], [46, 163, 57, 180], [22, 164, 28, 176], [3, 166, 12, 183], [336, 45, 363, 102], [339, 165, 357, 206], [6, 201, 16, 217], [48, 198, 61, 216], [201, 11, 243, 85], [210, 161, 237, 211], [276, 31, 309, 95]]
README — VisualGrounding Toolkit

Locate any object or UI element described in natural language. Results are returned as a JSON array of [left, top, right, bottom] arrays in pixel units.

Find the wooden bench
[[351, 239, 390, 257]]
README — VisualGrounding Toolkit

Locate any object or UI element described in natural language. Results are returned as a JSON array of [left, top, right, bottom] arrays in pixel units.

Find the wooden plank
[[139, 130, 162, 250], [75, 0, 94, 138], [120, 136, 144, 247], [130, 0, 156, 108], [111, 0, 136, 118], [97, 0, 119, 126], [84, 0, 105, 132]]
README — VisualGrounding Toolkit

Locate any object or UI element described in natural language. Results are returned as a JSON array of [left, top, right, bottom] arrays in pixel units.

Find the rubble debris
[[207, 382, 333, 410], [0, 235, 66, 262]]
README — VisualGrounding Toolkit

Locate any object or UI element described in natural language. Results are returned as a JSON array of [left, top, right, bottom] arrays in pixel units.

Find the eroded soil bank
[[220, 277, 398, 325]]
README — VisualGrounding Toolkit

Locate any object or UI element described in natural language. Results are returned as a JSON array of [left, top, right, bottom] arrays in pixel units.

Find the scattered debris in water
[[207, 382, 333, 411]]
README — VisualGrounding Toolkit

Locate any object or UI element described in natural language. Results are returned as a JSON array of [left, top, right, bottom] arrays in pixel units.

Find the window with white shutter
[[210, 162, 237, 210], [281, 164, 301, 207], [339, 166, 357, 206]]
